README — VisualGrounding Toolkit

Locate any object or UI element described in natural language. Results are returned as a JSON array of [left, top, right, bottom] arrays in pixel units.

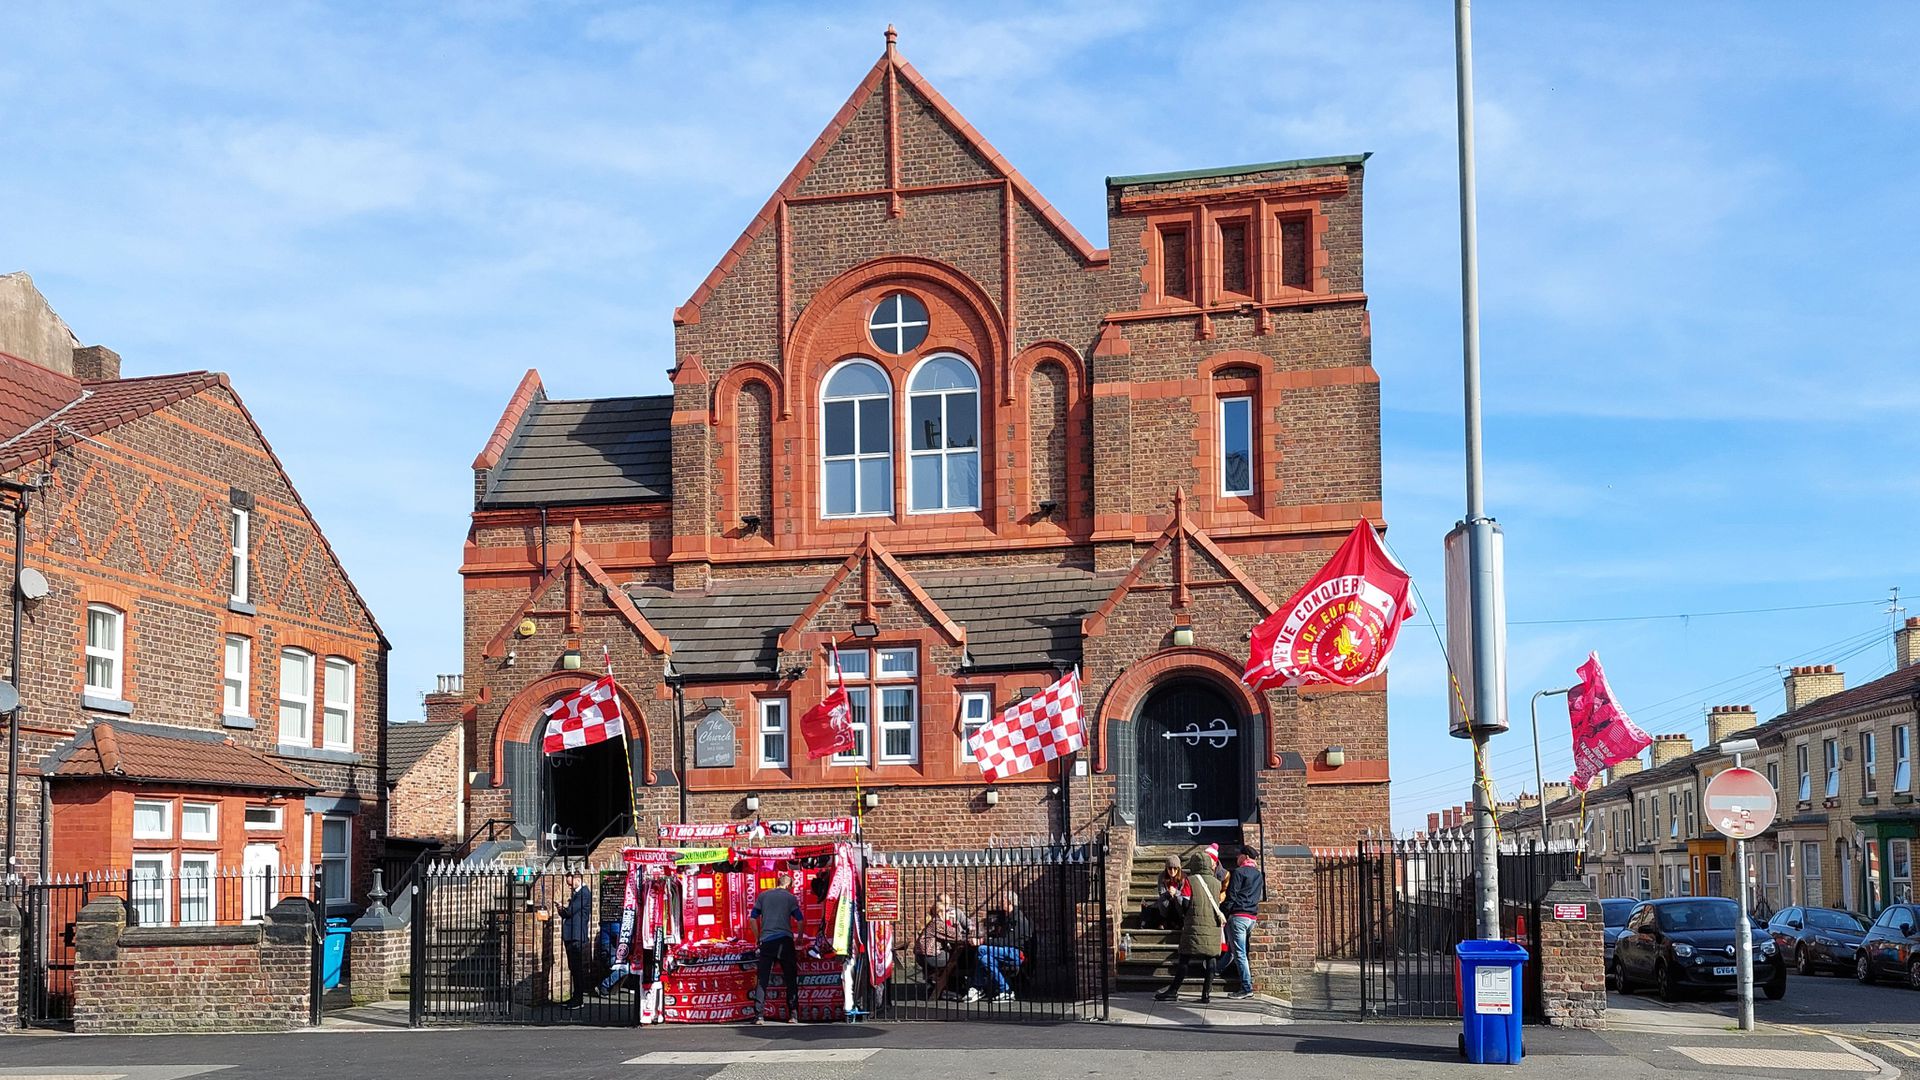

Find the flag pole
[[608, 648, 640, 844]]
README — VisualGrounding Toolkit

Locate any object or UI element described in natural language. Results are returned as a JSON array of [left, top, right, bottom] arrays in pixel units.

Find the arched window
[[906, 354, 980, 512], [822, 359, 893, 517]]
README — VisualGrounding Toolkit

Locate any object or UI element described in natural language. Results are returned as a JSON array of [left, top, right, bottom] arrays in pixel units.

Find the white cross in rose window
[[867, 293, 928, 355]]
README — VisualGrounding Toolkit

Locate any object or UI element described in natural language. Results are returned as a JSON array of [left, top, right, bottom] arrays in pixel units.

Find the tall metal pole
[[4, 481, 31, 884], [1732, 745, 1755, 1032], [1455, 0, 1504, 940]]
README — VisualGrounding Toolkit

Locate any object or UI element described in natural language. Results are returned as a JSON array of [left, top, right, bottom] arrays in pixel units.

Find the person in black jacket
[[555, 873, 596, 1007], [1214, 846, 1265, 998], [964, 891, 1033, 1003]]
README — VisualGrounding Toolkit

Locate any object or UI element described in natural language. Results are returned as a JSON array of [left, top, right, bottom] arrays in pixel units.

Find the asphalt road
[[1613, 966, 1920, 1055]]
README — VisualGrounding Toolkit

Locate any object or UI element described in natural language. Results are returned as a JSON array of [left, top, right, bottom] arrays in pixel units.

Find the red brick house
[[443, 35, 1389, 965], [0, 274, 388, 916]]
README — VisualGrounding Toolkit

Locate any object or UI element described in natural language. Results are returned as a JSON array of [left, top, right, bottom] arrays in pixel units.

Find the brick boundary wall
[[1538, 879, 1606, 1029], [0, 900, 19, 1031], [349, 904, 408, 1007], [72, 896, 314, 1033]]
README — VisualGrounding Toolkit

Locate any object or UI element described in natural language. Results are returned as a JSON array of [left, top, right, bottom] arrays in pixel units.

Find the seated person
[[914, 893, 976, 990], [964, 891, 1033, 1003], [1142, 855, 1190, 930]]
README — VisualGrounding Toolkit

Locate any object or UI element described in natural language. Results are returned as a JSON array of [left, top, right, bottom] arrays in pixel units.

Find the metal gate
[[21, 881, 91, 1026], [878, 839, 1108, 1022], [1311, 837, 1575, 1020], [411, 864, 639, 1026]]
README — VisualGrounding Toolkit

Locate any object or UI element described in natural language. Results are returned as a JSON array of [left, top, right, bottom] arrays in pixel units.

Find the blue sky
[[4, 2, 1916, 831]]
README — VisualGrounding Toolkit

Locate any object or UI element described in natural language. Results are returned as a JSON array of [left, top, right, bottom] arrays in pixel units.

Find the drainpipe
[[666, 668, 688, 824], [3, 477, 34, 883]]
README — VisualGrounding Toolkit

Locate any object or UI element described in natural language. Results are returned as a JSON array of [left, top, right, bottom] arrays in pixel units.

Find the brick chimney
[[71, 344, 121, 381], [1517, 792, 1540, 809], [423, 673, 466, 725], [1427, 812, 1442, 834], [1707, 705, 1757, 746], [1542, 781, 1571, 804], [1898, 617, 1920, 670], [1783, 664, 1844, 712], [1608, 754, 1646, 782], [1443, 807, 1458, 830], [1649, 733, 1694, 768]]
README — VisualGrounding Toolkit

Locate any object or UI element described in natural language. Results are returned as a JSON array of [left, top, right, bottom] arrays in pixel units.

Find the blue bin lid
[[1455, 938, 1527, 961], [327, 918, 352, 929]]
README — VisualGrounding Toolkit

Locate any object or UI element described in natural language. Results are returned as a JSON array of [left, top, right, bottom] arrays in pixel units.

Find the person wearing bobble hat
[[1156, 850, 1225, 1003]]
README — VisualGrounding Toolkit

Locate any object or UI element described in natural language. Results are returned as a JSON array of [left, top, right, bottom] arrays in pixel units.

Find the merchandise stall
[[604, 817, 896, 1024]]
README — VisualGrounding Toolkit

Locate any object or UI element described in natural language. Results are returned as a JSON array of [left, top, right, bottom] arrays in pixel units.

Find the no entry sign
[[1704, 767, 1777, 839]]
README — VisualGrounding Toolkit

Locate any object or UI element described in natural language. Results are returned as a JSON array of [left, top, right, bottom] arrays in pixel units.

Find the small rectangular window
[[877, 648, 917, 679], [323, 657, 355, 750], [85, 604, 124, 697], [1824, 738, 1840, 799], [132, 798, 172, 839], [1278, 215, 1311, 289], [878, 686, 917, 763], [833, 687, 871, 765], [131, 854, 170, 927], [836, 650, 870, 680], [1219, 396, 1253, 497], [1862, 730, 1878, 794], [230, 506, 250, 604], [961, 691, 992, 751], [279, 649, 313, 746], [1896, 725, 1912, 793], [179, 854, 216, 926], [1218, 220, 1250, 294], [181, 801, 218, 841], [244, 804, 283, 830], [1891, 838, 1913, 904], [321, 815, 351, 905], [758, 698, 789, 769], [1668, 793, 1679, 838], [1797, 744, 1812, 802], [1160, 227, 1190, 300], [223, 635, 251, 716]]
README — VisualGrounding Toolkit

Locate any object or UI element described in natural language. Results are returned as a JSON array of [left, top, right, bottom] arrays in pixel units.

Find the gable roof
[[479, 394, 673, 509], [674, 33, 1107, 327], [43, 720, 319, 793], [386, 721, 461, 777], [0, 352, 225, 472]]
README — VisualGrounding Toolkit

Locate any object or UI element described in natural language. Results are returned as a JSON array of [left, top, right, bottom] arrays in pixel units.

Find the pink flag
[[1567, 652, 1652, 792]]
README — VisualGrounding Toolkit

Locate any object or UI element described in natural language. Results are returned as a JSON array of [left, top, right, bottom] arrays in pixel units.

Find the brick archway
[[1094, 647, 1276, 774], [490, 672, 651, 786]]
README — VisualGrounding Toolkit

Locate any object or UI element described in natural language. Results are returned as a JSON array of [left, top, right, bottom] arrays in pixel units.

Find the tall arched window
[[907, 354, 980, 512], [822, 359, 893, 517]]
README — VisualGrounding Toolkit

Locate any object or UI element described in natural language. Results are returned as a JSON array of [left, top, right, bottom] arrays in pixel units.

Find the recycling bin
[[323, 917, 352, 991], [1455, 938, 1526, 1064]]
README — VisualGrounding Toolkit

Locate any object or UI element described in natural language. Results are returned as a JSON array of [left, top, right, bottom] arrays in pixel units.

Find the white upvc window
[[1824, 738, 1841, 799], [831, 650, 872, 765], [1891, 838, 1913, 904], [244, 804, 283, 830], [1895, 725, 1912, 794], [320, 815, 351, 905], [1797, 743, 1812, 802], [322, 657, 355, 750], [132, 798, 172, 840], [1668, 793, 1679, 839], [960, 691, 992, 752], [875, 649, 918, 764], [1219, 395, 1253, 497], [223, 635, 251, 716], [181, 801, 218, 841], [230, 506, 250, 604], [130, 854, 169, 927], [905, 354, 981, 513], [85, 604, 124, 697], [821, 360, 893, 518], [178, 854, 216, 926], [758, 697, 789, 769], [278, 648, 313, 746], [1862, 730, 1878, 795]]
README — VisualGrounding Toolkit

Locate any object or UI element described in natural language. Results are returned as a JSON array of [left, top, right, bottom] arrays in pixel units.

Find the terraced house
[[431, 33, 1393, 990], [0, 273, 388, 916]]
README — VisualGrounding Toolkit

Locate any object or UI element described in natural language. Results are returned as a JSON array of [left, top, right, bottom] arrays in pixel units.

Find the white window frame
[[1891, 838, 1913, 904], [1218, 395, 1254, 497], [1668, 793, 1679, 839], [244, 804, 283, 831], [820, 359, 894, 519], [1797, 743, 1812, 802], [130, 854, 170, 927], [223, 634, 251, 717], [322, 657, 356, 751], [1895, 725, 1912, 794], [758, 697, 789, 770], [874, 649, 918, 764], [320, 814, 351, 906], [181, 801, 218, 842], [1637, 867, 1651, 900], [905, 354, 981, 514], [867, 291, 929, 355], [960, 691, 992, 752], [178, 853, 216, 926], [278, 648, 314, 747], [1862, 730, 1878, 795], [1824, 738, 1841, 799], [84, 603, 124, 697], [230, 506, 250, 604], [132, 798, 172, 840]]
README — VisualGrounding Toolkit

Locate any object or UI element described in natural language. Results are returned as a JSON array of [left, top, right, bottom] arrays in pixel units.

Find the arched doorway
[[1135, 678, 1250, 845], [494, 675, 646, 857]]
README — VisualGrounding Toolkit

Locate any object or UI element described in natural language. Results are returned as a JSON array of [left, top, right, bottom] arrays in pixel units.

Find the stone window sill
[[228, 600, 257, 616], [81, 695, 134, 716], [277, 744, 362, 766], [222, 714, 257, 730], [1893, 792, 1914, 804], [1859, 795, 1879, 806]]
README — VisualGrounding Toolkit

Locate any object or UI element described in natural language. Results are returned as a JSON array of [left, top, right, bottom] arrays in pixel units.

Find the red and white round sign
[[1704, 767, 1777, 840]]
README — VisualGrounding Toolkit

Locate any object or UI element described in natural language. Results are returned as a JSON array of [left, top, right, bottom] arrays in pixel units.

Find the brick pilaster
[[1538, 879, 1606, 1029]]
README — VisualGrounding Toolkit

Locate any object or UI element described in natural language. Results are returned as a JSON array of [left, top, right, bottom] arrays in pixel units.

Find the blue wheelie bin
[[322, 918, 352, 991], [1455, 939, 1526, 1064]]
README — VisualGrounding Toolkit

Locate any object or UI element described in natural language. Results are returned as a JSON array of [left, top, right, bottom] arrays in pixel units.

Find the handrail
[[386, 817, 515, 903], [542, 813, 628, 872]]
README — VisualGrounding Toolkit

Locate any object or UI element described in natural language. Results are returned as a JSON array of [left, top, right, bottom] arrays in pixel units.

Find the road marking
[[625, 1050, 880, 1065], [1675, 1046, 1875, 1072]]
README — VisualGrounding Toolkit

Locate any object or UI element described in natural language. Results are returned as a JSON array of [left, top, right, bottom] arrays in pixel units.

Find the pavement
[[0, 982, 1903, 1079]]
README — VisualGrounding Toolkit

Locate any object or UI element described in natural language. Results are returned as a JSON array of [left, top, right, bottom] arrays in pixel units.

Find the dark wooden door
[[1136, 680, 1245, 845]]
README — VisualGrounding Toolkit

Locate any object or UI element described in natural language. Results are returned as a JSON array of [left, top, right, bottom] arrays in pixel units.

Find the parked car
[[1853, 902, 1920, 988], [1766, 906, 1871, 976], [1601, 898, 1637, 984], [1612, 897, 1786, 1002]]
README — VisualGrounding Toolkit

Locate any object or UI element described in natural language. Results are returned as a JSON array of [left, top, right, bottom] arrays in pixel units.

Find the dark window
[[1161, 228, 1190, 300], [1279, 216, 1310, 289], [1219, 221, 1249, 294]]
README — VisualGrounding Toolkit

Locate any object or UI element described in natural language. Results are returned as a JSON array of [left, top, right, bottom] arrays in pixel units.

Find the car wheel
[[1908, 959, 1920, 992], [1796, 945, 1815, 977], [1659, 961, 1683, 1003], [1611, 958, 1631, 994], [1764, 971, 1787, 1000], [1856, 952, 1875, 985]]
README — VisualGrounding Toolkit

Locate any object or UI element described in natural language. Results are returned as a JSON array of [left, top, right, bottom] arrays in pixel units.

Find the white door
[[243, 842, 280, 921]]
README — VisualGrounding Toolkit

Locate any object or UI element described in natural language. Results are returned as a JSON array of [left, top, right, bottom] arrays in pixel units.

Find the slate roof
[[43, 721, 319, 792], [0, 351, 226, 471], [481, 395, 673, 509], [626, 566, 1118, 678], [386, 721, 460, 777]]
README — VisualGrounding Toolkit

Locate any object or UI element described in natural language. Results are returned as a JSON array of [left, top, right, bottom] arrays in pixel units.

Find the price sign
[[864, 867, 900, 921]]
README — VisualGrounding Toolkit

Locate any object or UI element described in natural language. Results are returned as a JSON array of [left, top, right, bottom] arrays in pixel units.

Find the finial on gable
[[885, 24, 898, 55]]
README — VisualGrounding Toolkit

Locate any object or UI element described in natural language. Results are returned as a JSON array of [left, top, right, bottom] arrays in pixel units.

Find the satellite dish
[[0, 680, 18, 714], [17, 568, 49, 601]]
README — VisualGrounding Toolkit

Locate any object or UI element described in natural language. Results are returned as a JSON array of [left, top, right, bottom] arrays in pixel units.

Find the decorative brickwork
[[70, 895, 313, 1033]]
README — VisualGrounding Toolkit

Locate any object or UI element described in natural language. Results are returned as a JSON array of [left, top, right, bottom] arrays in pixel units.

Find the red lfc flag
[[1567, 652, 1652, 793], [542, 674, 625, 753], [1244, 519, 1415, 690], [800, 646, 858, 760]]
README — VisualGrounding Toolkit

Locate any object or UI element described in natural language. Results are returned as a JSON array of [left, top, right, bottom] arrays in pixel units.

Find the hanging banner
[[1568, 652, 1653, 792], [659, 822, 751, 842], [624, 847, 682, 865], [1245, 519, 1415, 691]]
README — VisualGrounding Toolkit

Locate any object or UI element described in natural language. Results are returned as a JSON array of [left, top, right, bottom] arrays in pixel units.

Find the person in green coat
[[1155, 850, 1224, 1003]]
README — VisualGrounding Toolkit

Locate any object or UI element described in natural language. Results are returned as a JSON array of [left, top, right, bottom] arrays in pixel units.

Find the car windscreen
[[1806, 909, 1868, 931], [1602, 901, 1634, 928], [1655, 900, 1739, 932]]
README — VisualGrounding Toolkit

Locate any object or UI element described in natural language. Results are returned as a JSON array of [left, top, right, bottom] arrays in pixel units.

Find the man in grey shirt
[[752, 872, 803, 1024]]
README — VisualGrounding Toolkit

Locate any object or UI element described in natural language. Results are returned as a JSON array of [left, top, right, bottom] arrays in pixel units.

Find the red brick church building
[[443, 33, 1389, 974]]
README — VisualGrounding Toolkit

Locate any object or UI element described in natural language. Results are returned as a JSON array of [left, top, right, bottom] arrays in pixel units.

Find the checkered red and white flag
[[968, 669, 1084, 783], [541, 674, 625, 754]]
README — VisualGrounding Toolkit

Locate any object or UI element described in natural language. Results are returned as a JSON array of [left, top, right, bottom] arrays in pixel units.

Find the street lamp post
[[1529, 687, 1575, 851]]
